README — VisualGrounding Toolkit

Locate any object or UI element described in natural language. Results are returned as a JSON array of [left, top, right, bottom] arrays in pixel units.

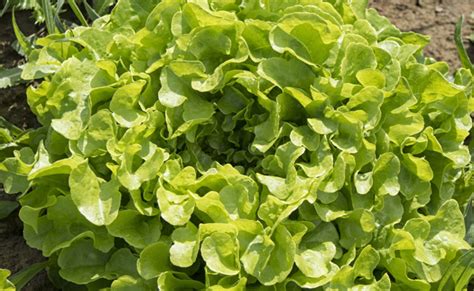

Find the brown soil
[[0, 1, 473, 290]]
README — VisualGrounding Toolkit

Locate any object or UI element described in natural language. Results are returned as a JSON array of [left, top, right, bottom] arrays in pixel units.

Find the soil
[[0, 196, 52, 290], [0, 11, 53, 291], [0, 1, 473, 290], [0, 11, 39, 130]]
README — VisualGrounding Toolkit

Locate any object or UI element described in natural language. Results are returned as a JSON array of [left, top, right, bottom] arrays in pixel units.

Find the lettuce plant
[[1, 0, 473, 289]]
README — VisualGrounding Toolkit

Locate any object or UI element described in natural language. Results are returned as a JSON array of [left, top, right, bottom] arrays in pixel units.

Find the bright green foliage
[[1, 0, 473, 289], [0, 269, 15, 291]]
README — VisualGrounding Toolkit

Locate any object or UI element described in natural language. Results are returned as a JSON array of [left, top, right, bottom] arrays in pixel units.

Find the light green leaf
[[137, 240, 172, 280], [170, 222, 200, 268], [201, 232, 241, 275], [109, 0, 159, 30], [105, 248, 140, 278], [157, 272, 205, 291], [0, 148, 34, 194], [110, 81, 147, 128], [341, 42, 377, 84], [242, 225, 296, 285], [111, 275, 154, 291], [0, 269, 15, 291], [107, 210, 162, 249], [69, 161, 121, 226], [269, 12, 341, 67], [401, 153, 434, 182], [47, 58, 99, 140], [338, 209, 375, 249], [353, 245, 379, 280], [58, 239, 110, 285], [257, 57, 315, 90], [372, 153, 400, 196], [156, 187, 195, 226], [77, 110, 117, 157], [117, 144, 169, 191], [295, 242, 337, 278]]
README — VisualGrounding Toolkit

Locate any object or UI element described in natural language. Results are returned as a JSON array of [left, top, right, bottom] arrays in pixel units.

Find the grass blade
[[0, 116, 23, 137], [455, 16, 474, 73], [56, 0, 66, 13], [10, 261, 49, 291], [12, 9, 32, 55], [437, 249, 474, 291], [40, 0, 57, 34], [67, 0, 89, 26], [0, 0, 11, 18], [84, 1, 100, 21], [54, 13, 66, 33]]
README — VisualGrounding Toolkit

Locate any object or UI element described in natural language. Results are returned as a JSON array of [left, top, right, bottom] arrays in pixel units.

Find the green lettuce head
[[1, 0, 473, 290]]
